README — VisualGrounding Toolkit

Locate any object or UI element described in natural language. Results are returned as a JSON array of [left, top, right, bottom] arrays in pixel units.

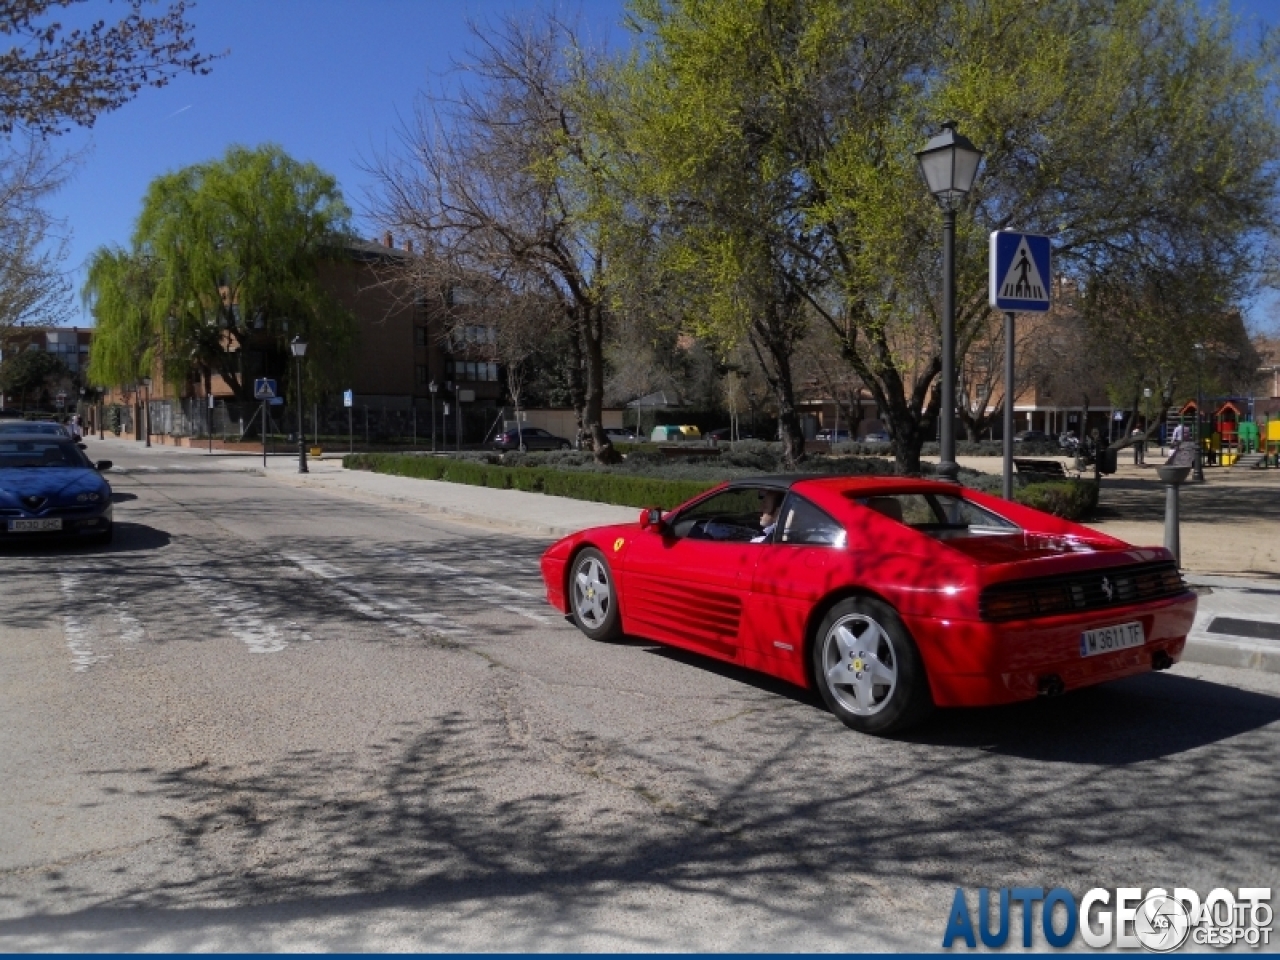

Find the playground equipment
[[1166, 399, 1276, 469]]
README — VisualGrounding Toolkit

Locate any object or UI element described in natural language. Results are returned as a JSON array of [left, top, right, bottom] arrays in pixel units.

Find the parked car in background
[[860, 430, 891, 444], [1013, 430, 1050, 444], [815, 429, 850, 442], [491, 427, 573, 452], [604, 427, 639, 442], [705, 427, 756, 442], [0, 408, 24, 420], [0, 436, 113, 544]]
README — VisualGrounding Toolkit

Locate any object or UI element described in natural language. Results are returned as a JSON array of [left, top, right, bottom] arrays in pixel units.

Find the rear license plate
[[1080, 621, 1144, 657], [8, 518, 62, 532]]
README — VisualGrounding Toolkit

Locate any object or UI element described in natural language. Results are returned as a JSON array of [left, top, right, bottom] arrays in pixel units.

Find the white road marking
[[173, 562, 305, 654], [60, 573, 110, 672], [391, 553, 550, 623], [283, 553, 472, 638]]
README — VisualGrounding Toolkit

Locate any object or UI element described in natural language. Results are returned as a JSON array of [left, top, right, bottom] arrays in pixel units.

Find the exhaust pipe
[[1152, 650, 1174, 672], [1037, 674, 1065, 697]]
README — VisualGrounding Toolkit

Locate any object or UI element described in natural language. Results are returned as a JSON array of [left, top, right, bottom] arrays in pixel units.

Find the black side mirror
[[95, 460, 113, 471], [77, 442, 87, 450]]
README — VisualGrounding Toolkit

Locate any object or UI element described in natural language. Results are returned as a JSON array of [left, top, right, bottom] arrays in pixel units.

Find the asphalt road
[[1, 442, 1278, 951]]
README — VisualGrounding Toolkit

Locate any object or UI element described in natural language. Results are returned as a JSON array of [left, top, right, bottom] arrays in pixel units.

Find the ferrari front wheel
[[812, 597, 932, 734], [569, 548, 621, 641]]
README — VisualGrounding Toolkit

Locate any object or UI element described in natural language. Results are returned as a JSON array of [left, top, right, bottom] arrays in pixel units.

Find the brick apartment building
[[0, 326, 94, 412]]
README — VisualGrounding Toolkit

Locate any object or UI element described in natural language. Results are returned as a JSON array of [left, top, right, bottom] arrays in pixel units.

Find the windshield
[[0, 422, 64, 435], [0, 439, 90, 468], [852, 493, 1020, 538]]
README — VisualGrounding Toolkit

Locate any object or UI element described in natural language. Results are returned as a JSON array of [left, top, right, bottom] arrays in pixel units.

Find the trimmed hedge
[[344, 452, 1098, 520], [344, 452, 715, 510], [1015, 479, 1099, 520]]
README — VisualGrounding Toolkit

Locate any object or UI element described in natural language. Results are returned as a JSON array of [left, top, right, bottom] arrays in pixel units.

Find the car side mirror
[[639, 507, 664, 530], [77, 442, 87, 450], [95, 460, 113, 471]]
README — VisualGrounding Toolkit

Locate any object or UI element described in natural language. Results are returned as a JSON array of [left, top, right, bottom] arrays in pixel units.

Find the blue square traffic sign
[[253, 378, 278, 400], [989, 231, 1052, 312]]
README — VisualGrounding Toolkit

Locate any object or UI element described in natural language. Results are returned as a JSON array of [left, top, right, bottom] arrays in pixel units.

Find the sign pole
[[1003, 311, 1015, 501], [349, 405, 353, 454], [262, 400, 267, 468]]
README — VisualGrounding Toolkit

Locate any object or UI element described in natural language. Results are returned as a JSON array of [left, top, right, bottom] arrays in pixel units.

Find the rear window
[[851, 493, 1019, 538]]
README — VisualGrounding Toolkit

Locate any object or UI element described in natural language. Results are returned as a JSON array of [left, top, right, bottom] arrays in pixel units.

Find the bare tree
[[0, 0, 220, 136], [0, 136, 74, 336], [366, 13, 625, 462]]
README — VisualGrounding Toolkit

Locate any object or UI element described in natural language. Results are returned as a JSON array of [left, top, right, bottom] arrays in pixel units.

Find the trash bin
[[1099, 448, 1118, 475]]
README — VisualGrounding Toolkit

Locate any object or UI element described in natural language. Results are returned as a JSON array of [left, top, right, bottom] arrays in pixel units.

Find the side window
[[670, 488, 766, 542], [778, 494, 846, 547]]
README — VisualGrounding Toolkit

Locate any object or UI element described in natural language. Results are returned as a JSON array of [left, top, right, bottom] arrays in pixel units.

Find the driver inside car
[[750, 490, 783, 542]]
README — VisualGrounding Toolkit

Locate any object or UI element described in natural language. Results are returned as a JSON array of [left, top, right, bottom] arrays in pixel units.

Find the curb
[[266, 472, 579, 539], [1182, 636, 1280, 674]]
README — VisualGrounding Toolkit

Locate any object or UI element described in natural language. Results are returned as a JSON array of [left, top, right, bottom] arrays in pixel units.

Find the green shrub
[[1014, 479, 1099, 520], [343, 453, 715, 509]]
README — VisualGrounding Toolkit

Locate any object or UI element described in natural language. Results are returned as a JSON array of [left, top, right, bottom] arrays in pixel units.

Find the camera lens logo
[[1135, 894, 1191, 952]]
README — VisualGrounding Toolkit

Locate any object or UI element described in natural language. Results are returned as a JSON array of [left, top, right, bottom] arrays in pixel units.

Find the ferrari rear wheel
[[812, 597, 932, 735], [569, 547, 621, 641]]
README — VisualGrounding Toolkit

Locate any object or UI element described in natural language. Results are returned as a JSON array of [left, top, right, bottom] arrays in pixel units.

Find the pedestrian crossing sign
[[989, 231, 1051, 312], [253, 378, 278, 400]]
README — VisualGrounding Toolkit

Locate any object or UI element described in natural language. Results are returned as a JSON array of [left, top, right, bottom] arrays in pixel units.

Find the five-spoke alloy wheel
[[812, 596, 932, 734], [569, 547, 621, 641]]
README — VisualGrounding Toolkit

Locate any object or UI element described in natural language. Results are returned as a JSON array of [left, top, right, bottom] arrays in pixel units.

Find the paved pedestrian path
[[87, 435, 1280, 674]]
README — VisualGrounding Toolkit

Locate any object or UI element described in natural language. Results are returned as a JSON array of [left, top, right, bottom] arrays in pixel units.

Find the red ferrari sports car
[[540, 475, 1196, 734]]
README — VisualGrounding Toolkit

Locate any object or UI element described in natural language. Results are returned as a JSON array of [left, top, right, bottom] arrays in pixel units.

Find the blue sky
[[40, 0, 1280, 329]]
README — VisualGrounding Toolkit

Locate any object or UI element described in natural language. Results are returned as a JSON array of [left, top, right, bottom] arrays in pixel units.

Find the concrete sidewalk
[[87, 434, 1280, 674]]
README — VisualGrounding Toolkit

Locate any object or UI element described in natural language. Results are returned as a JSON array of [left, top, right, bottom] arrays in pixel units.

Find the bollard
[[1158, 465, 1191, 567]]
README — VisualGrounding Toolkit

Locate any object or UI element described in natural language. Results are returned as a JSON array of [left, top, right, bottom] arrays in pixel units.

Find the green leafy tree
[[84, 144, 356, 405], [620, 0, 1280, 473], [0, 345, 65, 409]]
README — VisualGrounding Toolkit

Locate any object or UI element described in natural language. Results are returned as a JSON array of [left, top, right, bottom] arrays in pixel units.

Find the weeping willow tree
[[83, 144, 356, 405], [83, 246, 157, 388]]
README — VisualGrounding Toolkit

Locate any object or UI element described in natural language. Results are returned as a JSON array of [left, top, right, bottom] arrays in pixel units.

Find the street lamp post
[[140, 377, 152, 447], [915, 121, 983, 484], [291, 336, 308, 474], [429, 380, 438, 453], [1193, 342, 1205, 482]]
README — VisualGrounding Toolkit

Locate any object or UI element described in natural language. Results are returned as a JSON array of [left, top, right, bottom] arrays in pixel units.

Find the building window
[[416, 364, 429, 385], [414, 326, 427, 347]]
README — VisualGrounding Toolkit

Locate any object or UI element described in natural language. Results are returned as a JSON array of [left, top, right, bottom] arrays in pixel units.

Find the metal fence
[[122, 399, 504, 448]]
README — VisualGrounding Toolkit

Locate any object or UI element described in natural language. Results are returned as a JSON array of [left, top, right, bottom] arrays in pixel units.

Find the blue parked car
[[0, 437, 114, 545]]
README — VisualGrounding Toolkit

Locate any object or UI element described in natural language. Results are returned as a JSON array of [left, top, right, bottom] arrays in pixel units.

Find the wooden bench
[[657, 445, 722, 459], [1013, 457, 1069, 480]]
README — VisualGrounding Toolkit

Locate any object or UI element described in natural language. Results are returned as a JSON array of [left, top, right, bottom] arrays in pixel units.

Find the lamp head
[[290, 335, 308, 358], [915, 121, 983, 210]]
